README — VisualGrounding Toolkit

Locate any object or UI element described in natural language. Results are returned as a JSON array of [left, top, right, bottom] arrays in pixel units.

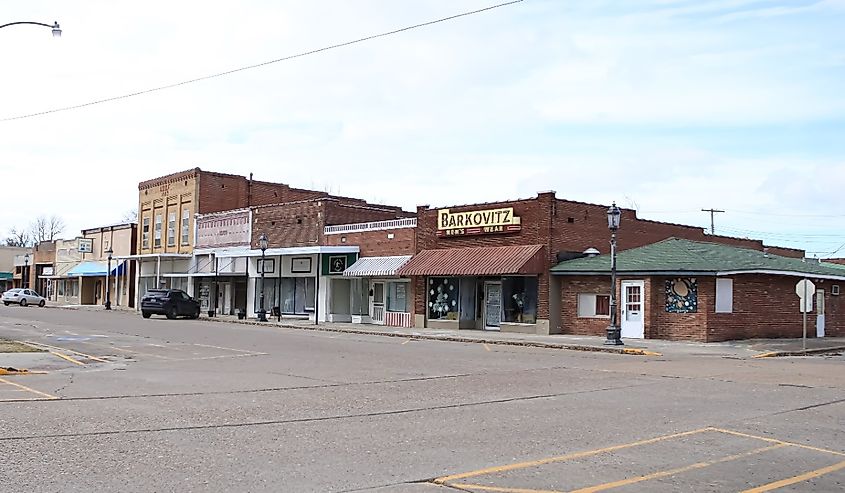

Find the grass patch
[[0, 339, 44, 353]]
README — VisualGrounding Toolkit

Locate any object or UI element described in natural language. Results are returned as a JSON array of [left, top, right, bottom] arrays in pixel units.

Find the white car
[[2, 288, 46, 307]]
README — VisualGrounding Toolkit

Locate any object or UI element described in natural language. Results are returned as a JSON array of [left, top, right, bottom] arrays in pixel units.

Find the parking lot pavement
[[1, 307, 845, 491]]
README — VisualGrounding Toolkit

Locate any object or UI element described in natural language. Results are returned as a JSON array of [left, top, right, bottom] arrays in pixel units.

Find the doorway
[[816, 289, 826, 338], [483, 281, 502, 331], [621, 280, 645, 339], [370, 281, 385, 325]]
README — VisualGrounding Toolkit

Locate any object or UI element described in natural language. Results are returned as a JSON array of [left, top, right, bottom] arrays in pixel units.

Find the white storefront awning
[[342, 255, 412, 278]]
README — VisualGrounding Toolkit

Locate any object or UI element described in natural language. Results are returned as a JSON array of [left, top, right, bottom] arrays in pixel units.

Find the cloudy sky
[[2, 0, 844, 255]]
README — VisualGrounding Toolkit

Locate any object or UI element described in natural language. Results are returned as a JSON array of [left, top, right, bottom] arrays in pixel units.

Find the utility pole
[[701, 208, 725, 235]]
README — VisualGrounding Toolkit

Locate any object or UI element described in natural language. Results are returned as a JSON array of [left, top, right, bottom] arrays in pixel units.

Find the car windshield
[[5, 289, 21, 294], [145, 290, 168, 296]]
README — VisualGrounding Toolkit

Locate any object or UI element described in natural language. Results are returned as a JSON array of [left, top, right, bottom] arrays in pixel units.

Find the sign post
[[796, 278, 816, 351]]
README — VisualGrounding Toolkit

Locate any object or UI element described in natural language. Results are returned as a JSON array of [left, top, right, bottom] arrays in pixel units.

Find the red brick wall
[[252, 200, 412, 249], [324, 227, 416, 257], [651, 277, 709, 341]]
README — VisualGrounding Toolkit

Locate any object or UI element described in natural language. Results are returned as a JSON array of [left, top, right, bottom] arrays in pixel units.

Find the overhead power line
[[1, 0, 524, 122]]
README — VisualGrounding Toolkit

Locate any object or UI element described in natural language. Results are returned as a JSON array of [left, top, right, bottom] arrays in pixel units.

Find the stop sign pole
[[796, 278, 816, 351]]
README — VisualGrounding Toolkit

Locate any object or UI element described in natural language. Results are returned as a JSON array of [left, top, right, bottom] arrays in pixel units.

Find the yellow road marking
[[450, 484, 561, 493], [569, 444, 786, 493], [621, 348, 662, 356], [24, 341, 108, 362], [484, 344, 491, 352], [402, 339, 412, 345], [435, 428, 711, 484], [0, 376, 59, 400], [192, 343, 266, 354], [50, 351, 85, 366], [710, 427, 845, 458], [741, 460, 845, 492]]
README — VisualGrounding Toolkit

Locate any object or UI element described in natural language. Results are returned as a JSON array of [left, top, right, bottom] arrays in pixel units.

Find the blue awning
[[66, 261, 125, 277]]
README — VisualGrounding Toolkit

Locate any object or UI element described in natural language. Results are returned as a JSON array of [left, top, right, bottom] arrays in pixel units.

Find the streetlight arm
[[0, 21, 55, 29]]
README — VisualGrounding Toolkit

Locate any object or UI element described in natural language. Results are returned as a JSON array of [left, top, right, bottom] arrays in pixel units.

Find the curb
[[0, 367, 31, 375], [200, 316, 662, 356], [752, 345, 845, 358]]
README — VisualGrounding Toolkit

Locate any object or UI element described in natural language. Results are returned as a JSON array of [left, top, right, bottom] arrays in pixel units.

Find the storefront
[[552, 238, 845, 342], [332, 255, 413, 327], [245, 246, 359, 321]]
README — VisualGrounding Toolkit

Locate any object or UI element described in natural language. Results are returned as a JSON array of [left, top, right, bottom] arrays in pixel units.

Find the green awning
[[0, 272, 12, 280]]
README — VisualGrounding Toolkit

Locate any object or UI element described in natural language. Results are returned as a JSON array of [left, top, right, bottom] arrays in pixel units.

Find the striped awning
[[397, 245, 546, 276], [342, 255, 412, 278]]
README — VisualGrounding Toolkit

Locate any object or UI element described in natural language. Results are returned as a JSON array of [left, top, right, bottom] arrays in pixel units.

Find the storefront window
[[254, 278, 278, 313], [350, 278, 368, 316], [386, 281, 410, 313], [502, 276, 538, 324], [428, 277, 459, 320], [277, 277, 315, 314]]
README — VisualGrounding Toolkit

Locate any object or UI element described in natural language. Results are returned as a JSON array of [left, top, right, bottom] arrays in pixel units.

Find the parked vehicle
[[141, 289, 201, 319], [2, 288, 46, 307]]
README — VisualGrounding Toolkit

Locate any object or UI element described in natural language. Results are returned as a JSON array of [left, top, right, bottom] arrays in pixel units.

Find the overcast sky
[[2, 0, 844, 255]]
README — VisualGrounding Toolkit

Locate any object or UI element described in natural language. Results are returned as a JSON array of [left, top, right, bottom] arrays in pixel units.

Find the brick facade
[[324, 227, 416, 257], [252, 199, 413, 249], [559, 274, 845, 342], [411, 192, 803, 332]]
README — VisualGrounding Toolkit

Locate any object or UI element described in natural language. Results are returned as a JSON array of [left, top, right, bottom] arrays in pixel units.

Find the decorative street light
[[0, 21, 62, 37], [105, 247, 114, 310], [605, 202, 623, 346], [23, 253, 30, 289], [257, 233, 269, 322]]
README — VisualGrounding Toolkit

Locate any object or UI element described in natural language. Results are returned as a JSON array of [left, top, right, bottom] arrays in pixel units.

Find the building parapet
[[324, 218, 417, 235]]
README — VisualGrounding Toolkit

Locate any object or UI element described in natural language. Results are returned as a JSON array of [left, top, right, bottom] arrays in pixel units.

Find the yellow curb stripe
[[50, 351, 85, 366], [741, 460, 845, 492], [449, 484, 561, 493], [569, 444, 786, 493], [435, 428, 711, 484], [752, 351, 778, 359], [0, 376, 59, 400], [710, 427, 845, 458], [24, 341, 108, 362]]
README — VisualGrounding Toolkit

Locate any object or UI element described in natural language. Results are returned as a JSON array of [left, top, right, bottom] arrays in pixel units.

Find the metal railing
[[324, 218, 416, 235]]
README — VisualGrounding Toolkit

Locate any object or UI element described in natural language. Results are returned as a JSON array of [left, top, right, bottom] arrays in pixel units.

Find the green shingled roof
[[551, 238, 845, 280]]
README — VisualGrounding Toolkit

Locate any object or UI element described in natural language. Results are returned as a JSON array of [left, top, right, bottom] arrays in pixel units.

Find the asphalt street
[[1, 306, 844, 492]]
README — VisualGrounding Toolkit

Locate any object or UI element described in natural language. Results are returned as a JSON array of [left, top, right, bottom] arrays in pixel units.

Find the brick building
[[130, 168, 385, 307], [552, 238, 845, 342], [396, 192, 803, 334]]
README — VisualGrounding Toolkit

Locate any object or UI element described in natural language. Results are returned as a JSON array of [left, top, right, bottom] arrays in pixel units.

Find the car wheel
[[191, 308, 200, 320], [38, 300, 45, 308], [165, 306, 177, 320], [20, 299, 27, 307], [142, 311, 151, 319], [3, 302, 8, 306]]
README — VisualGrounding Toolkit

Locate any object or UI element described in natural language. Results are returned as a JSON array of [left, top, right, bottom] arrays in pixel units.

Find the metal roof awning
[[342, 255, 412, 278], [65, 261, 126, 277], [397, 245, 546, 277]]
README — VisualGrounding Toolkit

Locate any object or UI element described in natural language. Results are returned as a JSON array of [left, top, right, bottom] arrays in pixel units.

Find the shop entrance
[[370, 281, 385, 324], [483, 281, 502, 331]]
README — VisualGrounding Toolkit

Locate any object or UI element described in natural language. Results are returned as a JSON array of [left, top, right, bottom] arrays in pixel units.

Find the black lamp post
[[105, 247, 113, 310], [23, 253, 30, 289], [257, 233, 269, 322], [604, 202, 623, 346], [0, 21, 61, 36]]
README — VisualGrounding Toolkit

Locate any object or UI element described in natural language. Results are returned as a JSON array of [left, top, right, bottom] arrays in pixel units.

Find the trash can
[[236, 309, 246, 320]]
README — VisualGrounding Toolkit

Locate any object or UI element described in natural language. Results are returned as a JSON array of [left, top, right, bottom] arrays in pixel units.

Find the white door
[[817, 290, 826, 338], [370, 282, 385, 325], [621, 280, 645, 339], [484, 282, 502, 331]]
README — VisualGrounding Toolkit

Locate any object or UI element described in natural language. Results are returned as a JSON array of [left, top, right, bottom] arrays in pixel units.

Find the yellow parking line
[[0, 376, 59, 400], [569, 444, 786, 493], [24, 341, 108, 363], [50, 351, 85, 366], [449, 484, 561, 493], [484, 344, 491, 352], [435, 428, 711, 484], [402, 339, 412, 345], [710, 427, 845, 458], [741, 460, 845, 493]]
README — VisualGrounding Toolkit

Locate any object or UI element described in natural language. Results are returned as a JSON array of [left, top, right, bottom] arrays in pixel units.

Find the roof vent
[[583, 247, 600, 257]]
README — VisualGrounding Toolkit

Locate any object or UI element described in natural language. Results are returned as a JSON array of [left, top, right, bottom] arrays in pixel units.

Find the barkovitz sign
[[437, 207, 521, 237]]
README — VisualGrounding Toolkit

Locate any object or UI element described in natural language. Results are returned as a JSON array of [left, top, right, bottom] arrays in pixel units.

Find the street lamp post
[[257, 234, 269, 322], [604, 202, 623, 346], [105, 247, 114, 310], [23, 253, 30, 289], [0, 21, 61, 36]]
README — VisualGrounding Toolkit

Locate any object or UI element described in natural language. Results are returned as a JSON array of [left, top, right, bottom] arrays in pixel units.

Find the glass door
[[484, 281, 502, 331]]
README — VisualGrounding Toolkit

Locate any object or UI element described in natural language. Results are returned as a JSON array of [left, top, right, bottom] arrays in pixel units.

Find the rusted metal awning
[[397, 245, 546, 277]]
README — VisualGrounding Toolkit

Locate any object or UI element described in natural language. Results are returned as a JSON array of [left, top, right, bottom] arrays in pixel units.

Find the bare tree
[[5, 227, 30, 247], [30, 215, 65, 243], [121, 209, 138, 223]]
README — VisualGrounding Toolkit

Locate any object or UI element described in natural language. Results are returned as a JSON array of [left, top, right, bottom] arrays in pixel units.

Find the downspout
[[314, 253, 320, 325]]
